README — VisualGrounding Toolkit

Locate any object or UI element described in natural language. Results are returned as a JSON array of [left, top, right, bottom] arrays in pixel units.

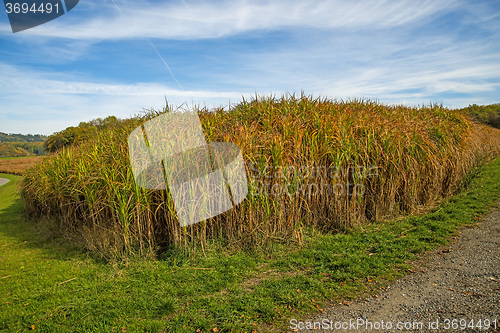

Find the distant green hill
[[0, 142, 46, 158], [0, 132, 48, 143], [0, 144, 32, 157], [0, 133, 47, 157]]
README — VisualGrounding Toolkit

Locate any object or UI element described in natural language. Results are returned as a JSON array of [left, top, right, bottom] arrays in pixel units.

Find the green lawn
[[1, 157, 500, 332]]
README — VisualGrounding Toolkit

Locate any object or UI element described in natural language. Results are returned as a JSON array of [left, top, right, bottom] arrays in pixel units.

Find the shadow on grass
[[0, 182, 100, 264]]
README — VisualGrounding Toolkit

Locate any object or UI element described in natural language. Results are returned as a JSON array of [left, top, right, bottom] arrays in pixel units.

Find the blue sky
[[1, 0, 499, 135]]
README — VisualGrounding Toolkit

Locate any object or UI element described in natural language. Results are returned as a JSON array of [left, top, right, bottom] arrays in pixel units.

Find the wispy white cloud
[[20, 0, 458, 40], [206, 21, 500, 105], [1, 0, 499, 135], [0, 64, 243, 134]]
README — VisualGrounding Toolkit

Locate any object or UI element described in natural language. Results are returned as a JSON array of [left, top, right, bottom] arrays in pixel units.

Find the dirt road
[[295, 201, 500, 332], [0, 178, 10, 187]]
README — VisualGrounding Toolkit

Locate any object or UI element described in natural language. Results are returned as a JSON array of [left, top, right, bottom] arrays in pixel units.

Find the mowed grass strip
[[2, 156, 500, 332], [0, 156, 45, 175]]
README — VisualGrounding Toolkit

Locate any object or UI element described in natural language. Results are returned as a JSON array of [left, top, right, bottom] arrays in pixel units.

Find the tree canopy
[[461, 103, 500, 129], [44, 116, 122, 152], [0, 132, 47, 143]]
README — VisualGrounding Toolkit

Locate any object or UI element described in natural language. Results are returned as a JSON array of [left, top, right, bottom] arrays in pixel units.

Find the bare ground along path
[[0, 178, 10, 187], [296, 200, 500, 332]]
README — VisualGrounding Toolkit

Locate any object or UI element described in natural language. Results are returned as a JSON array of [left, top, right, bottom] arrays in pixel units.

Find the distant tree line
[[0, 132, 47, 143], [1, 116, 125, 157], [461, 103, 500, 129], [44, 116, 122, 152], [0, 142, 46, 158], [0, 132, 47, 157]]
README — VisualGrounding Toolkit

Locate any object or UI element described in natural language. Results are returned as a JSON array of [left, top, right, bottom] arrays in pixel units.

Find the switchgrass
[[20, 95, 500, 259]]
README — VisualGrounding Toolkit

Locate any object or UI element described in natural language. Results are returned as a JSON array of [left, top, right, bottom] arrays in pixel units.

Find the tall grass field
[[0, 156, 44, 175], [21, 95, 500, 260]]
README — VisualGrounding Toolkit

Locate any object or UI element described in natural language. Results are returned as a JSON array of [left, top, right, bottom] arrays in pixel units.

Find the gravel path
[[294, 201, 500, 332], [0, 178, 10, 187]]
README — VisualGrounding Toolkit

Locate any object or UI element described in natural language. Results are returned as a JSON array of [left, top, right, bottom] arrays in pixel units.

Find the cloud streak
[[1, 0, 499, 135], [0, 64, 243, 134], [21, 0, 458, 40]]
